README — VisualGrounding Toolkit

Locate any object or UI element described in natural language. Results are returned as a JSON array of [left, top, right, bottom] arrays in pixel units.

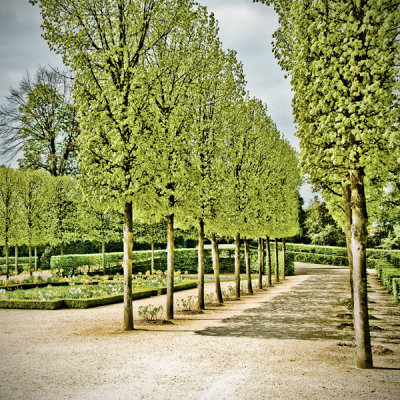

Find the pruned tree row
[[24, 0, 302, 330]]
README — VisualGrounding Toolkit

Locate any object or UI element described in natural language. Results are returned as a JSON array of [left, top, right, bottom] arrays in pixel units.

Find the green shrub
[[138, 304, 164, 322], [285, 251, 349, 266], [392, 278, 400, 304]]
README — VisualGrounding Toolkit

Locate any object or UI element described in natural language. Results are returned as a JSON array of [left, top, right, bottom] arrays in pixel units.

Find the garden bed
[[0, 280, 198, 309]]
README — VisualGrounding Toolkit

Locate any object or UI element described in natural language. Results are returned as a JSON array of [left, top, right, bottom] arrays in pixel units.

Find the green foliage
[[374, 260, 400, 293], [392, 278, 400, 304], [176, 295, 197, 311], [304, 197, 346, 246], [0, 66, 79, 176], [285, 251, 348, 267], [138, 304, 164, 322]]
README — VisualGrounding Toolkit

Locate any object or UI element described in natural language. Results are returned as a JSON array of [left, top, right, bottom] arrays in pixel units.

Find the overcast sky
[[0, 0, 315, 203]]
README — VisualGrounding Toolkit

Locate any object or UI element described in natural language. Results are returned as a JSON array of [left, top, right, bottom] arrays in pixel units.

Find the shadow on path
[[196, 266, 353, 341]]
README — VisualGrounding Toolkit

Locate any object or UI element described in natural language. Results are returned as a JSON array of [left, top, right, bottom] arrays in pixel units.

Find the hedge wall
[[50, 248, 294, 277], [393, 278, 400, 303]]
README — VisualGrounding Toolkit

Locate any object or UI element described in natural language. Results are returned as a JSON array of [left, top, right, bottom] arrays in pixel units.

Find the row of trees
[[255, 0, 400, 368], [30, 0, 301, 329], [0, 167, 122, 277]]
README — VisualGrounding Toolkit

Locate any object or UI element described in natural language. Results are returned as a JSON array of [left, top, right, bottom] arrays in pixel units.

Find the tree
[[305, 197, 346, 246], [0, 66, 79, 176], [255, 0, 400, 368], [180, 47, 246, 308], [136, 2, 223, 317], [133, 219, 167, 274], [0, 167, 22, 278], [47, 175, 78, 255], [19, 169, 52, 273], [77, 201, 122, 274], [33, 0, 217, 329]]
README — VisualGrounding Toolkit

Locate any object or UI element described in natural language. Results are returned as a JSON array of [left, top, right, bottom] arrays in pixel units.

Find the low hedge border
[[1, 281, 70, 291], [0, 299, 64, 310], [157, 281, 198, 295], [0, 280, 198, 309]]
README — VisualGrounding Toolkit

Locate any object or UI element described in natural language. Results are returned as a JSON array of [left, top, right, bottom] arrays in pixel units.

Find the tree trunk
[[274, 239, 280, 283], [258, 238, 264, 289], [151, 240, 155, 275], [60, 242, 64, 256], [123, 201, 134, 331], [5, 241, 9, 279], [282, 238, 286, 280], [28, 245, 33, 277], [343, 184, 354, 308], [15, 245, 19, 275], [266, 236, 272, 286], [166, 214, 175, 319], [211, 232, 223, 304], [102, 240, 106, 275], [244, 238, 253, 294], [34, 246, 37, 271], [234, 233, 241, 299], [350, 169, 373, 369], [198, 218, 205, 310]]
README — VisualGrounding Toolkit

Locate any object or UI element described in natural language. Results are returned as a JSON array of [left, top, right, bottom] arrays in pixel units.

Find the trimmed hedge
[[0, 257, 32, 265], [50, 248, 295, 277], [285, 251, 349, 267], [157, 281, 198, 295], [1, 281, 70, 291], [0, 299, 64, 310], [393, 278, 400, 303], [375, 260, 400, 292]]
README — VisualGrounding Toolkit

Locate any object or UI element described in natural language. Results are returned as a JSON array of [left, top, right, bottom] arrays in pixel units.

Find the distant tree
[[0, 167, 22, 278], [305, 197, 346, 247], [0, 66, 79, 176], [47, 176, 78, 255], [133, 219, 167, 274], [19, 169, 52, 273], [77, 201, 122, 273]]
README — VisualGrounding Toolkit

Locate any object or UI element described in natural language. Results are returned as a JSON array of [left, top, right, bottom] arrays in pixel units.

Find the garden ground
[[0, 263, 399, 400]]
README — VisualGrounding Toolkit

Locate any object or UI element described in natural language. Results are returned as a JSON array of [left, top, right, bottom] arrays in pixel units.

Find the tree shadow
[[196, 273, 354, 341]]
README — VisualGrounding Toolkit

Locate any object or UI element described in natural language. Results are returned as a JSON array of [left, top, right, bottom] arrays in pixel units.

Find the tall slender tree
[[255, 0, 400, 368]]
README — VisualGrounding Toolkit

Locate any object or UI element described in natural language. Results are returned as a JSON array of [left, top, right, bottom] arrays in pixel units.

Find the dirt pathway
[[0, 264, 399, 400]]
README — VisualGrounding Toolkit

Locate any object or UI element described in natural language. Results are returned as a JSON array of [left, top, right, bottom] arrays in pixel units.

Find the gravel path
[[0, 263, 399, 400]]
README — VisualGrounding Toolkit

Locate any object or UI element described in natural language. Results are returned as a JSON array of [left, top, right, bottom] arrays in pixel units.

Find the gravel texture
[[0, 263, 399, 400]]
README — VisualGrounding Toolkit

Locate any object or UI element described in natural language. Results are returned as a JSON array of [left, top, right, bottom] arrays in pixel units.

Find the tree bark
[[34, 246, 37, 271], [198, 218, 205, 310], [28, 245, 33, 277], [234, 233, 241, 299], [101, 240, 106, 275], [258, 238, 264, 289], [123, 201, 134, 331], [343, 184, 354, 308], [166, 214, 175, 319], [151, 240, 155, 275], [244, 238, 253, 294], [274, 238, 280, 283], [350, 169, 373, 369], [282, 238, 286, 280], [266, 236, 272, 286], [5, 241, 9, 279], [15, 245, 19, 275], [211, 232, 223, 304]]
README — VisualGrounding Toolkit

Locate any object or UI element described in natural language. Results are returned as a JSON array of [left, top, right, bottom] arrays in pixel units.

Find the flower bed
[[0, 278, 198, 309]]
